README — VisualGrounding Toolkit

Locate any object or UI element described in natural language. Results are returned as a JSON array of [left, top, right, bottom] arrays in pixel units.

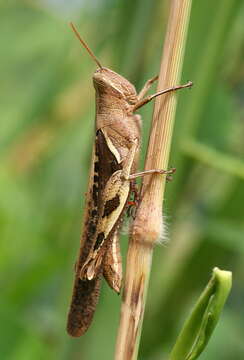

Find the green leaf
[[169, 267, 232, 360]]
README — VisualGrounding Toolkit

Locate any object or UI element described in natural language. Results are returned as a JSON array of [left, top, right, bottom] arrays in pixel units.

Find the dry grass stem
[[115, 0, 192, 359]]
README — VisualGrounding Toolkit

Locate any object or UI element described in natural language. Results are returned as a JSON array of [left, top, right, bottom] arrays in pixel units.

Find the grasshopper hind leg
[[103, 231, 123, 294]]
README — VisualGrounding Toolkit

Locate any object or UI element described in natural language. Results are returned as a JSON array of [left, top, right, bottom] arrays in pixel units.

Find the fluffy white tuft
[[119, 214, 170, 245], [156, 215, 170, 245]]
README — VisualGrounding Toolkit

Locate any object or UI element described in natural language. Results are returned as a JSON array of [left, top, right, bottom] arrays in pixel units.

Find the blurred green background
[[1, 0, 244, 359]]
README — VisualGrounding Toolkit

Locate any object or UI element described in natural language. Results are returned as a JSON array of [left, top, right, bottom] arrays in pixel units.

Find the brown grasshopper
[[67, 23, 192, 337]]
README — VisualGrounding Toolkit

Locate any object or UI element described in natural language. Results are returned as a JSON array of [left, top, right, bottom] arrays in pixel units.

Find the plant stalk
[[114, 0, 192, 359]]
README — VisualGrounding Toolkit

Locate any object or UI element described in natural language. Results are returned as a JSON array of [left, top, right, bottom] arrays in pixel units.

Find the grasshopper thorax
[[93, 67, 138, 105]]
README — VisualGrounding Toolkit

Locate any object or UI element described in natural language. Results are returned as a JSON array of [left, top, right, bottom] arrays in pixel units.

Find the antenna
[[70, 22, 103, 69]]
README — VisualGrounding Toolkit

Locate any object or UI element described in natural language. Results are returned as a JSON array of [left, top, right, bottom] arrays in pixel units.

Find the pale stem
[[114, 0, 192, 359]]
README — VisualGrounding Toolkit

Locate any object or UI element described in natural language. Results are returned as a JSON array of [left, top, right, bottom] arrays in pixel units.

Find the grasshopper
[[67, 23, 192, 337]]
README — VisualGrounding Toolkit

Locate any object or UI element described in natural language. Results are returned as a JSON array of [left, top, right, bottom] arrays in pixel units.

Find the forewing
[[67, 130, 122, 336]]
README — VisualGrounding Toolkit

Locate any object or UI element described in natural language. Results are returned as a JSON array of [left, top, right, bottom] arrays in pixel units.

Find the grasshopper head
[[93, 67, 138, 105], [69, 23, 138, 105]]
